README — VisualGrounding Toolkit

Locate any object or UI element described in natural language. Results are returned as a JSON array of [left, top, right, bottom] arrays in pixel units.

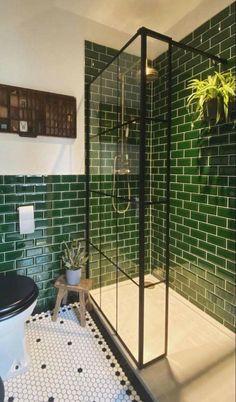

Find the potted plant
[[187, 71, 236, 126], [61, 239, 88, 285]]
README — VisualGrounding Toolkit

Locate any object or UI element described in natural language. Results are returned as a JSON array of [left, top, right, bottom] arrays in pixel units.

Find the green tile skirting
[[0, 175, 86, 312]]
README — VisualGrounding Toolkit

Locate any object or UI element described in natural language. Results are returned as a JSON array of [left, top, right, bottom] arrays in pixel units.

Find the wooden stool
[[52, 275, 92, 327]]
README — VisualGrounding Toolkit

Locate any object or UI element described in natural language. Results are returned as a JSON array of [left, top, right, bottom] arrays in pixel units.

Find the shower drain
[[144, 281, 156, 289]]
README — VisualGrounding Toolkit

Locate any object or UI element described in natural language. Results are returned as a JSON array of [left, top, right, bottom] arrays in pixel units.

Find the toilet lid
[[0, 275, 38, 321]]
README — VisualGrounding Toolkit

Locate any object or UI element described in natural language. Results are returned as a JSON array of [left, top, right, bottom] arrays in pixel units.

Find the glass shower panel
[[89, 75, 102, 249], [148, 37, 169, 287], [117, 274, 139, 362], [99, 57, 119, 194], [99, 193, 116, 264], [90, 246, 117, 331], [142, 38, 169, 364], [115, 38, 141, 276], [143, 281, 166, 363], [99, 255, 117, 331], [143, 203, 167, 364], [113, 37, 141, 363], [87, 30, 173, 368], [117, 202, 139, 282]]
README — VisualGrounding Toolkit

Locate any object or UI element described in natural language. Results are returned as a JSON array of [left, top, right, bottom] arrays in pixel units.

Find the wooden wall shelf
[[0, 84, 76, 138]]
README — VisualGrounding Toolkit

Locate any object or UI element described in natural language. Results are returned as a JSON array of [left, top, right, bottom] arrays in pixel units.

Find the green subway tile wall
[[0, 175, 86, 312], [151, 2, 236, 331]]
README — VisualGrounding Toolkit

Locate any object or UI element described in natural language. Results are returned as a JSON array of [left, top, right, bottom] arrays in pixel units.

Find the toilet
[[0, 275, 38, 380]]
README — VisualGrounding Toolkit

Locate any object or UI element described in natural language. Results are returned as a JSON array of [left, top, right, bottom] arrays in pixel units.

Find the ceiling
[[56, 0, 232, 41], [0, 0, 233, 59]]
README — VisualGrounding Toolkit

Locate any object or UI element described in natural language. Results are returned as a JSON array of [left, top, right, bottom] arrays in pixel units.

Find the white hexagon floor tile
[[3, 304, 142, 402]]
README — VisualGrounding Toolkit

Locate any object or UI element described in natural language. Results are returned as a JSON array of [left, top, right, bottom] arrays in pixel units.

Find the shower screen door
[[86, 28, 171, 368]]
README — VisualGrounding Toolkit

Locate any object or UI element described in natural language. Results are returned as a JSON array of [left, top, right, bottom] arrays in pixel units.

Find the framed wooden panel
[[0, 84, 76, 138]]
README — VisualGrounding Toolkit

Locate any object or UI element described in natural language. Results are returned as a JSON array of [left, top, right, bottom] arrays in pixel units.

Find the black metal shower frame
[[85, 27, 227, 369]]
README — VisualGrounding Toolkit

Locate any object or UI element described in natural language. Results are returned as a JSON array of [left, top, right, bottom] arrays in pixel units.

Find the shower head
[[145, 65, 159, 82], [136, 63, 159, 83]]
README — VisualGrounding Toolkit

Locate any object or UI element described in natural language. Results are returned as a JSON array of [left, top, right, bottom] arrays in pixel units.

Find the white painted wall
[[0, 1, 130, 175]]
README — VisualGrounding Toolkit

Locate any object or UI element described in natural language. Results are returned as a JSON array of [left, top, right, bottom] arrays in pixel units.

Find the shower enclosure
[[85, 27, 226, 368]]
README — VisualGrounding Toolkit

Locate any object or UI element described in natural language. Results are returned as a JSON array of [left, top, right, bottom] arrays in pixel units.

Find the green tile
[[35, 255, 52, 264], [191, 211, 206, 222], [4, 176, 24, 184], [35, 184, 51, 193], [227, 239, 236, 252], [183, 251, 198, 264], [5, 250, 24, 261], [25, 176, 44, 184], [53, 217, 70, 226], [53, 200, 70, 209], [0, 185, 15, 194], [207, 252, 225, 268], [228, 219, 236, 230], [62, 224, 77, 234], [0, 261, 15, 272], [0, 205, 15, 213], [25, 194, 44, 202], [183, 235, 198, 247], [26, 248, 43, 257], [207, 291, 224, 308], [5, 194, 24, 203], [198, 258, 215, 273], [215, 305, 234, 325], [16, 240, 34, 249], [216, 267, 235, 284], [61, 175, 78, 183], [44, 176, 61, 183], [190, 229, 206, 241], [53, 184, 70, 192], [16, 258, 34, 268], [199, 204, 216, 215], [15, 185, 34, 193], [197, 294, 214, 311], [5, 213, 18, 223], [0, 223, 15, 233], [0, 243, 15, 252], [218, 227, 235, 240], [197, 277, 214, 292], [62, 191, 77, 200], [190, 264, 205, 277], [216, 286, 235, 304]]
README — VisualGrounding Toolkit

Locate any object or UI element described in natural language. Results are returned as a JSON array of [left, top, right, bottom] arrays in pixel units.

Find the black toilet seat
[[0, 275, 38, 321]]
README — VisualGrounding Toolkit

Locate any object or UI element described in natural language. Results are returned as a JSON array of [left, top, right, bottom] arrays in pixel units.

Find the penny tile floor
[[3, 304, 143, 402]]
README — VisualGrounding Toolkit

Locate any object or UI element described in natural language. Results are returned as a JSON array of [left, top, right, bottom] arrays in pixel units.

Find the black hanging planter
[[229, 96, 236, 120], [203, 96, 236, 125], [203, 97, 225, 124]]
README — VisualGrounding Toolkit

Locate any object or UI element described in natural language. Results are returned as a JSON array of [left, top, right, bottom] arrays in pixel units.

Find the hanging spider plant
[[187, 71, 236, 126]]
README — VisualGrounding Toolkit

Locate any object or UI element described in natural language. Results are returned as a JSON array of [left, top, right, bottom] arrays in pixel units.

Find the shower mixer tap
[[113, 154, 130, 175]]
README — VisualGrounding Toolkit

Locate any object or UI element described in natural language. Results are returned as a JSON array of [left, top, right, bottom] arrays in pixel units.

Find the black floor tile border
[[89, 308, 156, 402]]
